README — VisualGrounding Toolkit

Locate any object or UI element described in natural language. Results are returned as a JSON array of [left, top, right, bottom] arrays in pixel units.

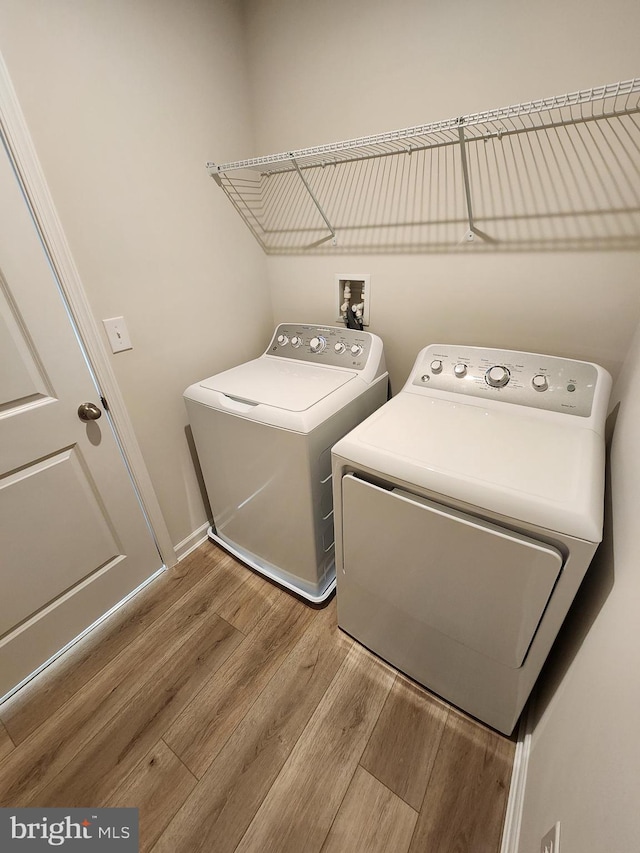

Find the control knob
[[334, 342, 346, 354], [276, 334, 289, 346], [453, 363, 467, 378], [291, 335, 303, 348], [430, 359, 443, 374], [350, 344, 363, 357], [486, 365, 510, 388], [532, 374, 549, 392], [309, 336, 327, 354]]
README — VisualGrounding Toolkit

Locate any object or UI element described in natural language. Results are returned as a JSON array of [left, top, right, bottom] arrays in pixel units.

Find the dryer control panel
[[410, 344, 608, 418], [266, 324, 374, 371]]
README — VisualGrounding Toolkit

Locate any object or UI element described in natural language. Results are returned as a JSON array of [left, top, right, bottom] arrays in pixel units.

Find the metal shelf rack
[[208, 78, 640, 253]]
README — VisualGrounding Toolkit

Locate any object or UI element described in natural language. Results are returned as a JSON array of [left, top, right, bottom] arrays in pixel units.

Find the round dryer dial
[[486, 365, 511, 388], [309, 336, 327, 353], [291, 335, 303, 347], [277, 334, 289, 346], [350, 344, 363, 357], [532, 374, 549, 391]]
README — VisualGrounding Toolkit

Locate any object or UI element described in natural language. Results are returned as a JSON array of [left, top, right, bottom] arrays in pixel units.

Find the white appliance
[[332, 344, 611, 734], [184, 323, 387, 603]]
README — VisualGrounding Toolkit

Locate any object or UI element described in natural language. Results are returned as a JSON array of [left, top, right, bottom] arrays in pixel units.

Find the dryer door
[[340, 475, 563, 669]]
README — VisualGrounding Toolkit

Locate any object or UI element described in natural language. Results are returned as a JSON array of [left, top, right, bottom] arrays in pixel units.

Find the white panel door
[[0, 139, 162, 697]]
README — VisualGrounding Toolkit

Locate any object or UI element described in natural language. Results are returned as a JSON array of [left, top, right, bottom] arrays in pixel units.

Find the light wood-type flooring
[[0, 543, 515, 852]]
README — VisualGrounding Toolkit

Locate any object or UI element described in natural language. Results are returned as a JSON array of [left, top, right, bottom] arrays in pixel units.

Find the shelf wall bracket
[[457, 126, 493, 244], [209, 167, 269, 252], [290, 156, 337, 248]]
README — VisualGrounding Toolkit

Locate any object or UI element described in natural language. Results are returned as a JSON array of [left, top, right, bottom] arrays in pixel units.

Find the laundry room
[[0, 0, 639, 851]]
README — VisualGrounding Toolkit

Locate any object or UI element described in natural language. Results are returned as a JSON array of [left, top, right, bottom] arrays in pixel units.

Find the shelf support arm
[[290, 156, 337, 247], [457, 126, 493, 244]]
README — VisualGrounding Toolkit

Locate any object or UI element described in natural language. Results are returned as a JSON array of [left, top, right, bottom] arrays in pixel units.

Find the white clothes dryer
[[331, 344, 611, 733], [184, 323, 387, 603]]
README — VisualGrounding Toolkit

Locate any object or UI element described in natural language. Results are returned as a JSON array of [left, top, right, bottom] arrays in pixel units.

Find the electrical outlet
[[336, 274, 370, 326], [540, 821, 560, 853]]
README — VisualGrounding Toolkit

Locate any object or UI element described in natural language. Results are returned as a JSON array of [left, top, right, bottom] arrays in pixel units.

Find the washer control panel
[[267, 324, 372, 370], [411, 344, 600, 417]]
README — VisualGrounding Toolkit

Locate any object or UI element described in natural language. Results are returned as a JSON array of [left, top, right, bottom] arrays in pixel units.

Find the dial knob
[[276, 334, 289, 346], [309, 336, 327, 353], [454, 363, 467, 378], [532, 374, 549, 392], [350, 344, 363, 357], [430, 359, 443, 374], [290, 335, 302, 348], [334, 342, 346, 354], [486, 365, 510, 388]]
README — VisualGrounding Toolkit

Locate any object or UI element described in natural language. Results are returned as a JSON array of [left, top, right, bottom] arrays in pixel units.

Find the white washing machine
[[184, 323, 387, 603], [331, 344, 611, 734]]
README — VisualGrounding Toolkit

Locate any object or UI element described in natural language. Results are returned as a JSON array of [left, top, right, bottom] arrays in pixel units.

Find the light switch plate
[[103, 316, 133, 353]]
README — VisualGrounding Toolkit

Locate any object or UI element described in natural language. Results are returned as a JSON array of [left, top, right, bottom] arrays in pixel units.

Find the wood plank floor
[[0, 543, 515, 852]]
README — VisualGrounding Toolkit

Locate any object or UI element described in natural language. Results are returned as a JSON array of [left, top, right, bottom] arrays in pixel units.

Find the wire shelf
[[208, 78, 640, 253]]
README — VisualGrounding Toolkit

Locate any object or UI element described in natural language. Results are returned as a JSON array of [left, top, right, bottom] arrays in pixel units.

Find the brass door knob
[[77, 402, 102, 421]]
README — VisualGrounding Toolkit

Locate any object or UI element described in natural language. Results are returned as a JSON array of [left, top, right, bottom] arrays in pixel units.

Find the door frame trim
[[0, 51, 176, 568]]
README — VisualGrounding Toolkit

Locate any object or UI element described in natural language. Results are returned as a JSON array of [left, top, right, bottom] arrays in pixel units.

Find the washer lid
[[333, 392, 605, 541], [199, 357, 356, 412]]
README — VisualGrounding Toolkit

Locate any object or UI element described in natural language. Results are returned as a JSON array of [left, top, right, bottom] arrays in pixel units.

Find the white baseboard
[[500, 700, 535, 853], [174, 521, 211, 562]]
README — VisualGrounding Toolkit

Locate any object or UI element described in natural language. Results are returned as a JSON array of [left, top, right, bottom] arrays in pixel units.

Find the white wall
[[243, 0, 639, 153], [266, 253, 640, 394], [243, 0, 640, 391], [2, 0, 637, 550], [240, 3, 640, 850], [0, 0, 273, 549], [516, 322, 640, 851], [0, 2, 637, 845]]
